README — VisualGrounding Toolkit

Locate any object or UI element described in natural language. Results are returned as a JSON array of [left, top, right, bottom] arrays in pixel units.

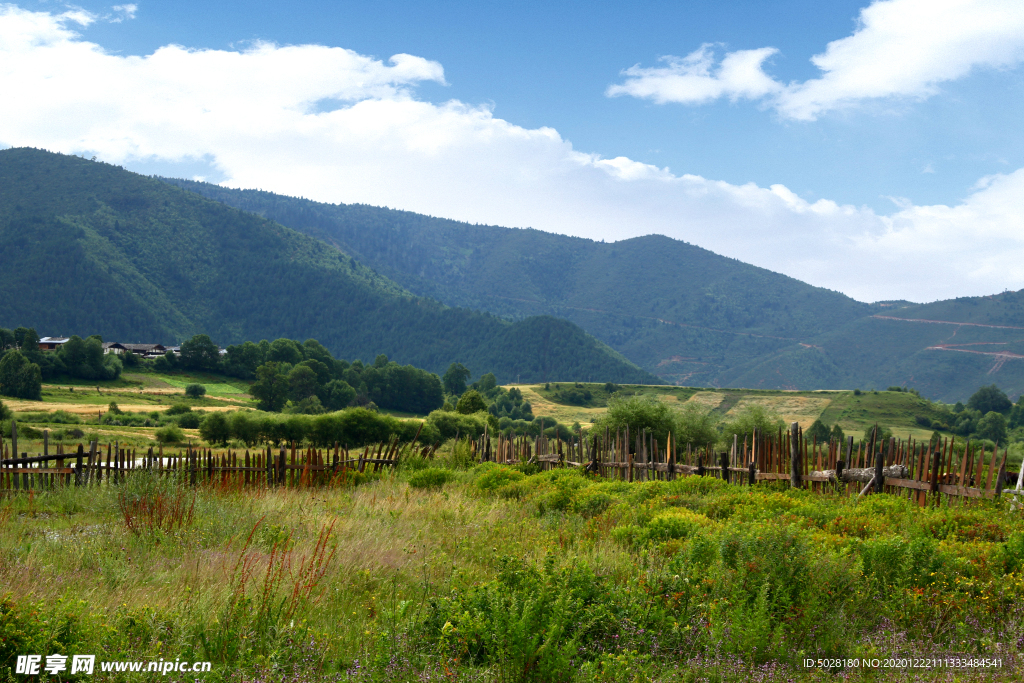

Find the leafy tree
[[302, 339, 334, 366], [228, 411, 262, 447], [1010, 397, 1024, 429], [250, 362, 289, 412], [0, 328, 13, 350], [456, 390, 487, 415], [56, 335, 120, 380], [185, 383, 207, 398], [267, 338, 303, 366], [323, 379, 356, 411], [178, 412, 201, 429], [473, 372, 499, 397], [0, 350, 42, 400], [443, 363, 471, 397], [830, 423, 846, 443], [180, 334, 220, 371], [154, 350, 178, 373], [721, 405, 785, 446], [862, 424, 894, 444], [0, 398, 10, 420], [223, 341, 265, 379], [298, 359, 331, 388], [199, 412, 231, 446], [675, 402, 720, 450], [967, 384, 1012, 415], [288, 365, 320, 402], [952, 410, 980, 436], [805, 419, 831, 443], [592, 394, 677, 444], [976, 411, 1008, 444]]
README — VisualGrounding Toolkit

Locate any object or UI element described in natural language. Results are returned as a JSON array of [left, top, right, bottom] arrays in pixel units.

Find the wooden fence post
[[75, 444, 84, 486], [874, 448, 884, 494], [720, 451, 729, 484], [748, 460, 755, 486], [789, 422, 801, 488]]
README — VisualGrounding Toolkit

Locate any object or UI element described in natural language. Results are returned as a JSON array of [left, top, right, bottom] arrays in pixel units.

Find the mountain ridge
[[0, 147, 658, 385], [160, 177, 1024, 401]]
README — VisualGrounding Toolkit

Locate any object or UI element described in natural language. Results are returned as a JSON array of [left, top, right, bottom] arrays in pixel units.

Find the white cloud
[[607, 0, 1024, 120], [1, 4, 1023, 303], [606, 44, 781, 104], [110, 4, 137, 22]]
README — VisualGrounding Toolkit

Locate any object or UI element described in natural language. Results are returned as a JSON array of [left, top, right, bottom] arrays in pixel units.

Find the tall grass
[[1, 464, 1022, 681]]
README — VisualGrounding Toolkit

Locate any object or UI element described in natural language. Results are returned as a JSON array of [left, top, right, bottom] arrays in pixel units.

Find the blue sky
[[2, 0, 1024, 302]]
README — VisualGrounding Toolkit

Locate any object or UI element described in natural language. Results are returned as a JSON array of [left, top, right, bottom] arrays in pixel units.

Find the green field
[[1, 456, 1022, 681], [525, 382, 953, 442]]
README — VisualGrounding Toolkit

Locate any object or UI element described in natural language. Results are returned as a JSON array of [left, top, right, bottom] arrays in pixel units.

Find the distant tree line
[[0, 326, 124, 400]]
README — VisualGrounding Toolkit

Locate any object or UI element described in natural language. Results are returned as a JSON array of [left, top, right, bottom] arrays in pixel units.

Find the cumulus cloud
[[607, 0, 1024, 120], [1, 4, 1023, 302], [606, 44, 781, 104]]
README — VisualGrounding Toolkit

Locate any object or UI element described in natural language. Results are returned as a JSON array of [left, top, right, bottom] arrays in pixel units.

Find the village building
[[38, 336, 70, 350]]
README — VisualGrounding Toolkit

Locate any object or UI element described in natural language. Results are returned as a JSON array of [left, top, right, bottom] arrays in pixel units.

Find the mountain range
[[161, 177, 1024, 402], [0, 148, 656, 385], [2, 147, 1021, 401]]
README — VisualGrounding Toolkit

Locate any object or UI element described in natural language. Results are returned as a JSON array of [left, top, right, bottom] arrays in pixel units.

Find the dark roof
[[121, 343, 166, 352]]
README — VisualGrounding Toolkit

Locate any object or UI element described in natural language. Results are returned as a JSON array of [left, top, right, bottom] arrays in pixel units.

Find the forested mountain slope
[[0, 148, 657, 384], [159, 179, 872, 384], [164, 179, 1024, 401]]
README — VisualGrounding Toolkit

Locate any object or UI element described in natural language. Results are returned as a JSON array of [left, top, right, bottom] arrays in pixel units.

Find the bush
[[476, 465, 525, 493], [425, 409, 488, 441], [155, 425, 185, 444], [165, 403, 192, 416], [199, 412, 231, 446], [456, 390, 487, 414], [408, 467, 456, 489], [178, 412, 201, 429], [184, 383, 207, 398]]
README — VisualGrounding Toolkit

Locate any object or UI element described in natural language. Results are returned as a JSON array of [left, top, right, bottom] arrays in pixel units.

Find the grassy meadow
[[1, 452, 1023, 682], [523, 383, 955, 442]]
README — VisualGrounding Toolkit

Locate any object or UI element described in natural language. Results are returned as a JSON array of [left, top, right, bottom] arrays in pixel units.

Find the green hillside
[[159, 179, 873, 385], [164, 178, 1024, 401], [0, 148, 657, 385]]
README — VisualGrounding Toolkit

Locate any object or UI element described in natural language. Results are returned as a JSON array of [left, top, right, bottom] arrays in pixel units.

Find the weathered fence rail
[[2, 419, 1020, 505], [1, 422, 437, 493], [474, 421, 1021, 505]]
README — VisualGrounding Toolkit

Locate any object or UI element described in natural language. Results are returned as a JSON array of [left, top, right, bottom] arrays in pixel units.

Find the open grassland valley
[[3, 352, 1024, 682], [1, 453, 1023, 683]]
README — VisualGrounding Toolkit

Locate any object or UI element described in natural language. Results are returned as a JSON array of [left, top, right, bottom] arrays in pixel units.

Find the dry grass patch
[[725, 395, 832, 428]]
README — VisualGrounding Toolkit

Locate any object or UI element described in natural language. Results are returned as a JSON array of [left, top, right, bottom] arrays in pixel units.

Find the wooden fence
[[476, 422, 1022, 505], [1, 421, 436, 493], [2, 420, 1021, 504]]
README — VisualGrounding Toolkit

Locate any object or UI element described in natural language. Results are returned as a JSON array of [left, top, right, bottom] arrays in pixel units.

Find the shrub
[[107, 401, 123, 415], [178, 412, 201, 429], [476, 465, 525, 493], [199, 412, 230, 446], [456, 390, 487, 414], [165, 403, 192, 416], [185, 383, 207, 398], [154, 425, 185, 444], [407, 467, 456, 489]]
